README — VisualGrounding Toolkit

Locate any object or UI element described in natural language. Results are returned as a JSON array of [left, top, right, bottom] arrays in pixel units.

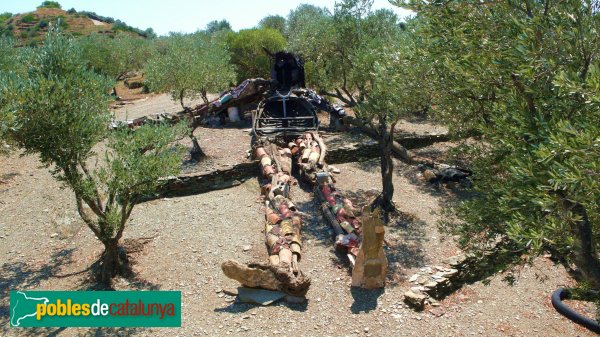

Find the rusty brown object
[[351, 208, 388, 289], [256, 147, 267, 159]]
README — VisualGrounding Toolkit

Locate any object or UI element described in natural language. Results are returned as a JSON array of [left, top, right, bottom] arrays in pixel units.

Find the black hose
[[551, 288, 600, 334]]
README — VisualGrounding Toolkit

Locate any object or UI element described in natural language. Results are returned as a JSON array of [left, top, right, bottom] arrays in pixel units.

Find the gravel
[[0, 94, 595, 336]]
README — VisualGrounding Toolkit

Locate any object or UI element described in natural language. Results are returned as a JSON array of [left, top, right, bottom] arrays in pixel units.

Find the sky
[[0, 0, 412, 36]]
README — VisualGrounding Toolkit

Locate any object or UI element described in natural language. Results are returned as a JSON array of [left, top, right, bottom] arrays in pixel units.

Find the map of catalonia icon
[[10, 291, 50, 327]]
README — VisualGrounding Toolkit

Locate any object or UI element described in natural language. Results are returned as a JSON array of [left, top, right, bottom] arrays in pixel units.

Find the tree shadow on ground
[[0, 242, 157, 336], [214, 299, 308, 314], [352, 158, 380, 174], [384, 211, 428, 284], [350, 287, 385, 313], [0, 248, 76, 328], [84, 237, 161, 291], [310, 188, 428, 288]]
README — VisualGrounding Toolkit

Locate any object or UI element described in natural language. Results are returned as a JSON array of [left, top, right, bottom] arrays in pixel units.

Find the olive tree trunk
[[376, 114, 396, 213], [568, 202, 600, 290], [99, 238, 129, 285]]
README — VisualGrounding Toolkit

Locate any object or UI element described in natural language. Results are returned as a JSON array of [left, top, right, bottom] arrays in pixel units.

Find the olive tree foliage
[[0, 37, 30, 154], [259, 15, 286, 34], [395, 0, 600, 288], [225, 28, 286, 82], [78, 33, 153, 84], [354, 21, 432, 211], [205, 19, 232, 34], [287, 0, 402, 107], [144, 32, 236, 108], [10, 28, 187, 284]]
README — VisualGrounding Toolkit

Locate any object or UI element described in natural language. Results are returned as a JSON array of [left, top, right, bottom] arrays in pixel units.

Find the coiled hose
[[551, 288, 600, 334]]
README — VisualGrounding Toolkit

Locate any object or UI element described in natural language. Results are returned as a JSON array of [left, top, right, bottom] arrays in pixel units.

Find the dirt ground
[[0, 93, 596, 336]]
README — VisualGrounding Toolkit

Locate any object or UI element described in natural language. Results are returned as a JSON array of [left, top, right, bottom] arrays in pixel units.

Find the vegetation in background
[[287, 0, 402, 107], [144, 32, 236, 159], [144, 32, 236, 107], [259, 15, 286, 35], [225, 27, 286, 82], [9, 28, 187, 284], [37, 1, 62, 9], [354, 17, 432, 211], [396, 0, 600, 289], [78, 33, 153, 94], [205, 19, 232, 34], [0, 37, 25, 154]]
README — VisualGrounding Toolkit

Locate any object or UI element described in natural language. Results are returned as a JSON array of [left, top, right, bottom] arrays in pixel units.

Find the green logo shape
[[10, 291, 181, 327]]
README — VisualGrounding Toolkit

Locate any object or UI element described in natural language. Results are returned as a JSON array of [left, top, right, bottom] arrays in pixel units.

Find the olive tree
[[259, 15, 286, 35], [287, 0, 402, 107], [0, 37, 29, 154], [225, 28, 286, 82], [11, 28, 187, 285], [355, 21, 431, 212], [396, 0, 600, 288], [78, 33, 153, 95], [205, 19, 232, 34], [144, 32, 235, 108], [144, 32, 235, 159]]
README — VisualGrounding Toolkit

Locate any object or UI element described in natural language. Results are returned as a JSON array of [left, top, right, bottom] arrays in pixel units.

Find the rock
[[435, 277, 449, 285], [440, 269, 459, 278], [424, 281, 438, 289], [329, 166, 341, 174], [237, 287, 286, 306], [404, 290, 428, 309], [417, 276, 429, 285], [364, 327, 370, 333], [50, 233, 58, 238], [243, 245, 252, 252], [429, 307, 445, 317], [222, 288, 238, 296], [445, 254, 467, 267], [411, 286, 425, 292], [409, 274, 420, 283], [284, 295, 306, 304]]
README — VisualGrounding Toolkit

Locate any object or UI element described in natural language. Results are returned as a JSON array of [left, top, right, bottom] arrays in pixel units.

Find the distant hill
[[0, 2, 155, 45]]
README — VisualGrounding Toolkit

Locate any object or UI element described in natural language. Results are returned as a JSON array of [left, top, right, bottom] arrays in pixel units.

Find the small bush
[[0, 12, 12, 25], [21, 14, 36, 24], [67, 8, 76, 14], [37, 1, 62, 9], [38, 20, 48, 29]]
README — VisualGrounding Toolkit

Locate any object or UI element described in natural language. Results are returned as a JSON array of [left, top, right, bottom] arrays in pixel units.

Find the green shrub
[[0, 12, 12, 25], [11, 28, 187, 285], [37, 1, 62, 9], [225, 28, 286, 82], [21, 14, 36, 24]]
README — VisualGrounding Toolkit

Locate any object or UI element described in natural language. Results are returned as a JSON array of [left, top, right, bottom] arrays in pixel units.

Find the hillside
[[0, 4, 154, 45]]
